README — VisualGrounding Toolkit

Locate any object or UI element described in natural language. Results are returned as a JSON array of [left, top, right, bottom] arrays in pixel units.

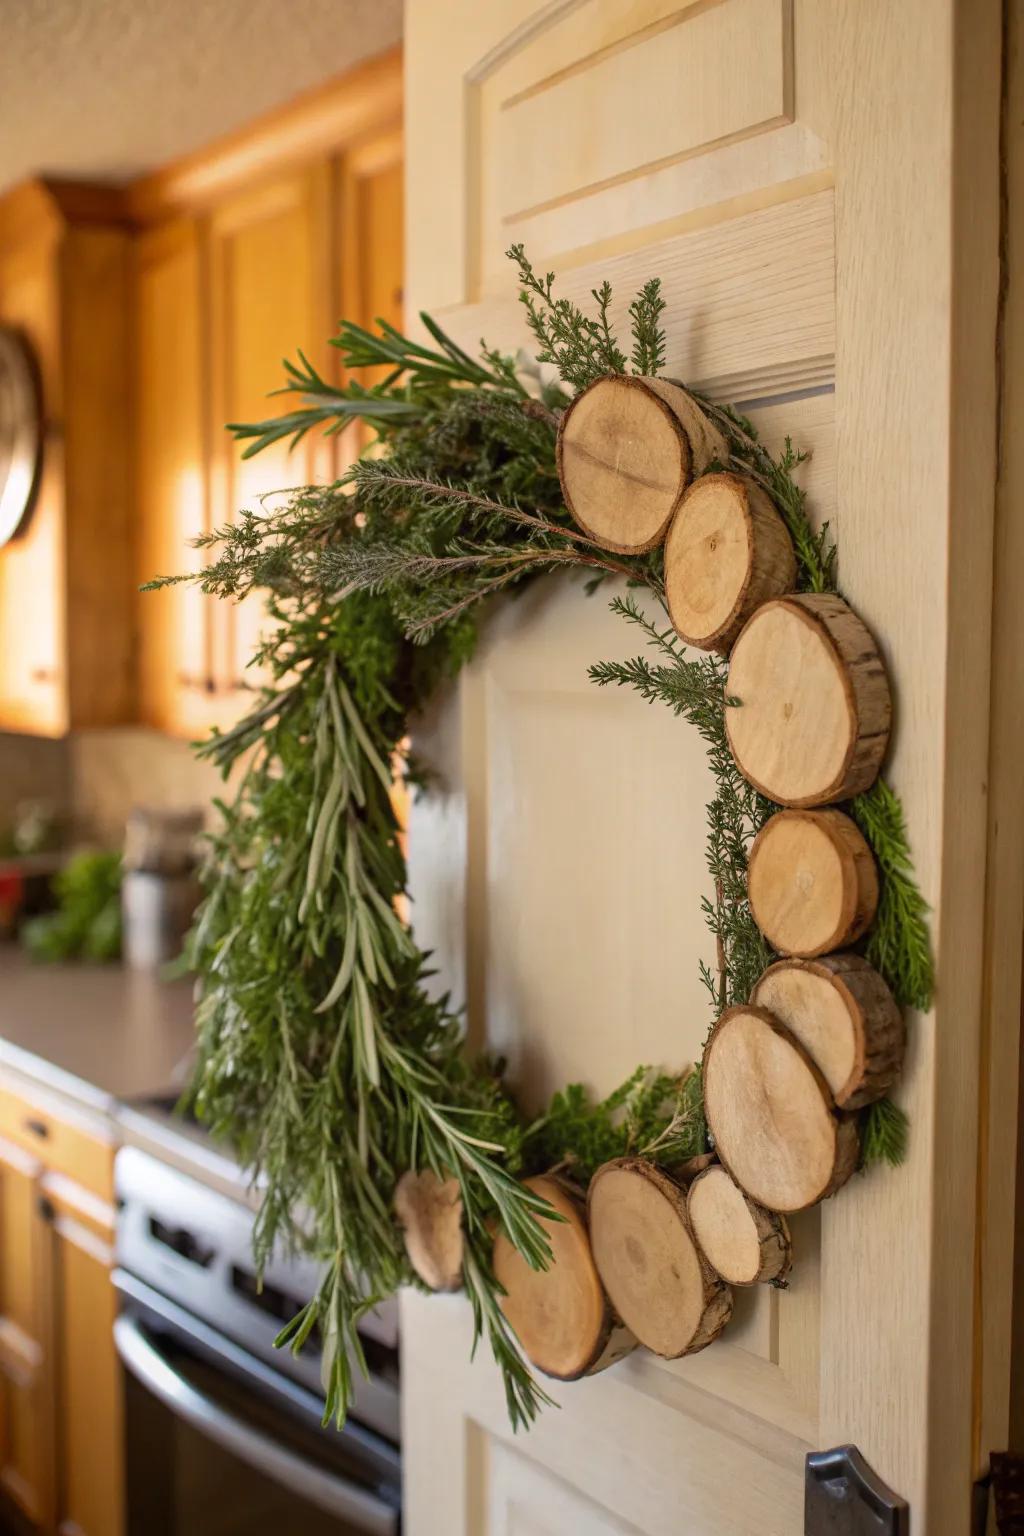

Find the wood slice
[[725, 593, 892, 806], [671, 1151, 718, 1183], [751, 954, 906, 1109], [394, 1170, 464, 1292], [556, 376, 728, 555], [747, 808, 879, 957], [687, 1165, 792, 1286], [664, 472, 796, 653], [492, 1175, 635, 1381], [702, 1005, 860, 1212], [587, 1157, 733, 1359]]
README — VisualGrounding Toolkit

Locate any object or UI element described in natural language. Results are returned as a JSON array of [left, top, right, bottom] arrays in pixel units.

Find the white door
[[401, 4, 1016, 1533]]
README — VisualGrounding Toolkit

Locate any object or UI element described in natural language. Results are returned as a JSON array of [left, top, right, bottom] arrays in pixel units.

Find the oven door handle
[[113, 1315, 398, 1535]]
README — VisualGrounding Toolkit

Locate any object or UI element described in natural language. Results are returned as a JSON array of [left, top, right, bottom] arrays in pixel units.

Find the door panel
[[404, 3, 1007, 1534], [404, 1290, 807, 1536], [440, 190, 836, 404], [407, 401, 830, 1532]]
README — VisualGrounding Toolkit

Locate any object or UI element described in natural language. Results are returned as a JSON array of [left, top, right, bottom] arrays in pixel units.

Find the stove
[[113, 1136, 401, 1534]]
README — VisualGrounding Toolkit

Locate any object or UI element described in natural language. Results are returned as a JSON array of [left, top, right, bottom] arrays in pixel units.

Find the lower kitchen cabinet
[[0, 1082, 122, 1536], [47, 1178, 122, 1536], [0, 1137, 51, 1527]]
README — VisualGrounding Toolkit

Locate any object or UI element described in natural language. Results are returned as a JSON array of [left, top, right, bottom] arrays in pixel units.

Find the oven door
[[113, 1271, 401, 1536]]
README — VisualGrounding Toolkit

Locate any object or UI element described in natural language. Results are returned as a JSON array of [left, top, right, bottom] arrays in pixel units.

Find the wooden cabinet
[[46, 1179, 121, 1536], [135, 218, 225, 740], [206, 166, 333, 708], [134, 61, 403, 739], [0, 1137, 51, 1527], [0, 1080, 119, 1536], [0, 55, 401, 741], [0, 182, 134, 737]]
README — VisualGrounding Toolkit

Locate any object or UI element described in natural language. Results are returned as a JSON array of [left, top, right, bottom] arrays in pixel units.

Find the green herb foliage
[[22, 851, 122, 963], [152, 252, 933, 1428], [525, 1067, 706, 1185]]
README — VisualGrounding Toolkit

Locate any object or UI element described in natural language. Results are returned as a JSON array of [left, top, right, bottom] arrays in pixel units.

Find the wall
[[0, 734, 70, 832], [0, 726, 220, 847], [68, 729, 222, 844]]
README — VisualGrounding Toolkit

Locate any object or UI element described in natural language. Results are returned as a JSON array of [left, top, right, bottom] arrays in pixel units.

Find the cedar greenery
[[151, 252, 933, 1430]]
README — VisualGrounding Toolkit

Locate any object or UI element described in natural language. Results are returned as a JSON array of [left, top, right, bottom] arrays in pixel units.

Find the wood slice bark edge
[[702, 1004, 860, 1212], [587, 1156, 733, 1359], [725, 593, 892, 807], [687, 1165, 792, 1286], [664, 472, 796, 653], [747, 808, 879, 957], [492, 1174, 635, 1380], [751, 953, 906, 1109]]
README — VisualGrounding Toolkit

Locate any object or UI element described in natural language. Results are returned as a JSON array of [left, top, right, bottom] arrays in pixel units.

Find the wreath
[[151, 249, 932, 1430]]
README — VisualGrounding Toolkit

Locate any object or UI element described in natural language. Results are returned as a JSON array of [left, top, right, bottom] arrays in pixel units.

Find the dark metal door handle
[[806, 1445, 909, 1534]]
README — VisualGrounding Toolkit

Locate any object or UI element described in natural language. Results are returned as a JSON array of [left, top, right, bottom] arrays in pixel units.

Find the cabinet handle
[[23, 1117, 49, 1140], [37, 1195, 55, 1223]]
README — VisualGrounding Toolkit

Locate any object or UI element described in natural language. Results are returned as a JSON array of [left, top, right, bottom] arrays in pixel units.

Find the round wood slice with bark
[[556, 376, 728, 555], [587, 1157, 733, 1358], [747, 808, 879, 957], [751, 954, 905, 1109], [492, 1174, 635, 1381], [687, 1165, 792, 1286], [725, 593, 892, 807], [394, 1169, 464, 1292], [664, 472, 796, 653], [702, 1005, 859, 1213]]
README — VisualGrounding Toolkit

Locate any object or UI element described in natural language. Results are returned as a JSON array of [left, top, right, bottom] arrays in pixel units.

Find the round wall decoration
[[154, 249, 934, 1431], [0, 326, 42, 548]]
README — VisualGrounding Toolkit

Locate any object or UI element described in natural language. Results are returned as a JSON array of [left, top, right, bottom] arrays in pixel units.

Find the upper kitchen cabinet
[[206, 166, 334, 703], [337, 130, 404, 452], [132, 50, 403, 738], [0, 181, 134, 736], [135, 218, 221, 740]]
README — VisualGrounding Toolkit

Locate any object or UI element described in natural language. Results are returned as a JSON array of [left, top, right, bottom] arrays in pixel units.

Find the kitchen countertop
[[0, 948, 252, 1198], [0, 948, 197, 1112]]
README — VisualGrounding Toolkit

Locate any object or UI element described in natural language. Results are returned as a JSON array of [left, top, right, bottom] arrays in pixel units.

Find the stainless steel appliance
[[114, 1146, 401, 1535]]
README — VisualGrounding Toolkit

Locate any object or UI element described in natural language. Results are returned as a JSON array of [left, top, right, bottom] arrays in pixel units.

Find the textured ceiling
[[0, 0, 403, 194]]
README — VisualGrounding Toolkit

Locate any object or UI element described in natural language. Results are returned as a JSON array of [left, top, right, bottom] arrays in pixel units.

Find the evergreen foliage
[[150, 251, 933, 1427], [525, 1067, 706, 1184]]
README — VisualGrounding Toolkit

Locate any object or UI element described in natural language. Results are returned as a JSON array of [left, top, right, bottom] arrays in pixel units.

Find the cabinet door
[[0, 1135, 52, 1526], [47, 1189, 122, 1536], [0, 240, 65, 736], [136, 218, 223, 740], [337, 131, 404, 461], [207, 168, 333, 709]]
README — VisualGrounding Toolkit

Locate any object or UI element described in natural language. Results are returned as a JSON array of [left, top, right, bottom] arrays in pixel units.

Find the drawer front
[[0, 1086, 114, 1202]]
